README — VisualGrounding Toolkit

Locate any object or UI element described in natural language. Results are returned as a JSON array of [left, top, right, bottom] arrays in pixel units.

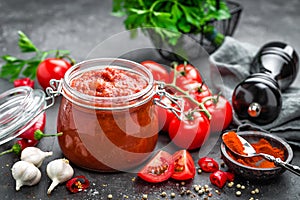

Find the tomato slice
[[138, 150, 174, 183], [171, 150, 196, 180]]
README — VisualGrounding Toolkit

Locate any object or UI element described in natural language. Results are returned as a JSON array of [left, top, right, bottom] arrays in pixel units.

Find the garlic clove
[[20, 147, 53, 167], [11, 161, 41, 191], [46, 158, 74, 195]]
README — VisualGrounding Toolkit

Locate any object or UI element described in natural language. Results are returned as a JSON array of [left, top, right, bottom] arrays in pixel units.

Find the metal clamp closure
[[153, 81, 184, 120], [44, 79, 63, 110]]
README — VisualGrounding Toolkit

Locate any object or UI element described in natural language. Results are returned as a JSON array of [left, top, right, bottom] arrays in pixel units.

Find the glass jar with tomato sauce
[[55, 58, 161, 172]]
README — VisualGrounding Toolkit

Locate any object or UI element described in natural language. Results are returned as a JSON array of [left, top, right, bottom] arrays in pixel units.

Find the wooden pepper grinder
[[232, 41, 299, 124]]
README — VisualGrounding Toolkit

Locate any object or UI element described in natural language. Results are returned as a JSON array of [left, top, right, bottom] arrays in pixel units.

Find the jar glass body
[[57, 58, 159, 172]]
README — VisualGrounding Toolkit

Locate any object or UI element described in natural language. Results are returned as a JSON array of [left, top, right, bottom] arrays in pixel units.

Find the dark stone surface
[[0, 0, 300, 199]]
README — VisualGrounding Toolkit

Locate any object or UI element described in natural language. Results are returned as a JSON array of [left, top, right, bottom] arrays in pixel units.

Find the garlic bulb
[[46, 158, 74, 194], [11, 161, 41, 191], [21, 147, 53, 167]]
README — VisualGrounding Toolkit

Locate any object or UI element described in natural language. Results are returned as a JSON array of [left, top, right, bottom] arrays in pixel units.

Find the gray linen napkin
[[209, 37, 300, 146]]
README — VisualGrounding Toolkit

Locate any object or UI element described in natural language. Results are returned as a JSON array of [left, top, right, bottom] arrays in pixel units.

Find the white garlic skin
[[11, 161, 41, 191], [46, 158, 74, 195], [20, 147, 53, 167]]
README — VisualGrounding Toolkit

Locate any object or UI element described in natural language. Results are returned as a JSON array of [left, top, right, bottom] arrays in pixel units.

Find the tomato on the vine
[[168, 111, 210, 150], [202, 95, 233, 133], [37, 58, 72, 90], [141, 60, 170, 83], [189, 82, 212, 103], [171, 150, 196, 180], [169, 63, 202, 85], [138, 150, 174, 183], [156, 96, 192, 132]]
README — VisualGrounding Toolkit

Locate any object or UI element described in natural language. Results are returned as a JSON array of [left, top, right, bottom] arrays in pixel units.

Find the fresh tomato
[[156, 96, 192, 132], [198, 157, 219, 173], [169, 62, 202, 85], [37, 58, 72, 90], [140, 60, 170, 83], [138, 150, 174, 183], [202, 95, 233, 133], [155, 96, 175, 132], [168, 111, 210, 150], [189, 82, 212, 103], [171, 150, 196, 180]]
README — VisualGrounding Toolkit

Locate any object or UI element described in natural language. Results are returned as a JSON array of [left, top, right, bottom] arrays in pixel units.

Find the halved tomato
[[171, 150, 196, 180], [138, 150, 174, 183]]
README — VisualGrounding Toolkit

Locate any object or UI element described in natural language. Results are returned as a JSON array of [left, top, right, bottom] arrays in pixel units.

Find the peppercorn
[[161, 191, 167, 197], [142, 194, 148, 199], [236, 191, 242, 196], [170, 192, 176, 198]]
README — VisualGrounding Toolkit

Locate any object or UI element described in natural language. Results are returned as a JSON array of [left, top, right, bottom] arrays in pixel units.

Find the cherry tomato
[[209, 170, 228, 189], [171, 150, 196, 180], [156, 96, 175, 132], [37, 58, 72, 90], [198, 157, 219, 173], [202, 95, 233, 133], [169, 63, 202, 85], [189, 82, 212, 103], [138, 150, 174, 183], [168, 111, 210, 150], [140, 60, 170, 83], [156, 96, 192, 132]]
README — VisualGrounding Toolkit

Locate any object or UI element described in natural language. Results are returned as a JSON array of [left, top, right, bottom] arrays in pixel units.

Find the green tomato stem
[[165, 63, 212, 120]]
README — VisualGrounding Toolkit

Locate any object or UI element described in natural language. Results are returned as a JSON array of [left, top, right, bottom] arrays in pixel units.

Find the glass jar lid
[[0, 86, 46, 145]]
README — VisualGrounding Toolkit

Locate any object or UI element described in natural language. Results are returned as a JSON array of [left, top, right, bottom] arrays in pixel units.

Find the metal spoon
[[222, 132, 300, 176]]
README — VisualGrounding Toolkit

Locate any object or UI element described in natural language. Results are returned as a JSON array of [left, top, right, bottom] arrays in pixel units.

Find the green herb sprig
[[112, 0, 230, 45], [0, 31, 73, 81]]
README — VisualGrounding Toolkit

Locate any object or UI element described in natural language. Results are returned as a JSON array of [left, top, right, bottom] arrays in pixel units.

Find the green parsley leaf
[[18, 31, 38, 53]]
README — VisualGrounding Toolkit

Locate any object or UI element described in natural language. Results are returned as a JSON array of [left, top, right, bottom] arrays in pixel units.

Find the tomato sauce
[[70, 67, 148, 97], [57, 64, 158, 172]]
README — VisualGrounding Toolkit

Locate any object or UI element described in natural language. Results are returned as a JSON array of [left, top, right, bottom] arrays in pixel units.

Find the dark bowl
[[220, 131, 293, 181]]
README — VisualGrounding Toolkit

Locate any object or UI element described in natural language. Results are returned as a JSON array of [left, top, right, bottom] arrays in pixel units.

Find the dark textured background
[[0, 0, 300, 199]]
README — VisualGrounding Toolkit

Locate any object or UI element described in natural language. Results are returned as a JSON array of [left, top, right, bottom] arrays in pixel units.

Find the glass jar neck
[[61, 58, 155, 110]]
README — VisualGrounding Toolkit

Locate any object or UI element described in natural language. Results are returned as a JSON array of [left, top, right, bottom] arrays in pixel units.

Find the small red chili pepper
[[14, 77, 35, 88], [224, 171, 235, 182], [198, 157, 219, 173], [209, 170, 228, 189], [0, 138, 39, 156], [20, 129, 63, 141], [66, 176, 90, 193]]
